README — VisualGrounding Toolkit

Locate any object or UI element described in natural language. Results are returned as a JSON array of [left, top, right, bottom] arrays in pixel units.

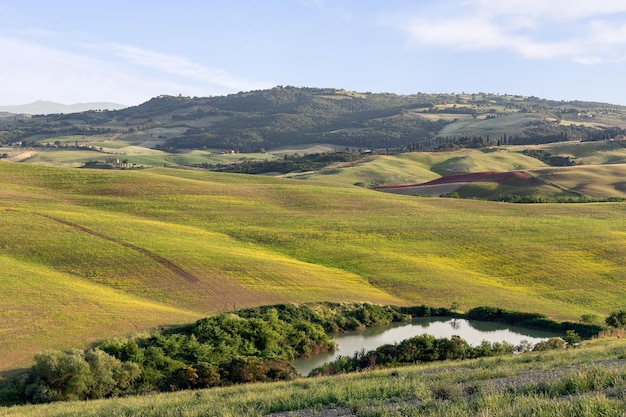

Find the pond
[[292, 316, 562, 376]]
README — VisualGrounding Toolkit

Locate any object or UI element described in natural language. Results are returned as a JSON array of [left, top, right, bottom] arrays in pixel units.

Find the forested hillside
[[2, 87, 625, 153]]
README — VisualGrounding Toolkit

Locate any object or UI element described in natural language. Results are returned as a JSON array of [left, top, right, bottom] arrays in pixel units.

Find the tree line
[[195, 151, 364, 174]]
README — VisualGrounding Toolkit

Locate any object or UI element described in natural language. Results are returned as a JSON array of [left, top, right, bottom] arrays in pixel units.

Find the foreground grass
[[3, 338, 626, 417]]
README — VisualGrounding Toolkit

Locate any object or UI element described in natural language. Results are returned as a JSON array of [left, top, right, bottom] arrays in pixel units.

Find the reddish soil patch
[[373, 171, 538, 190]]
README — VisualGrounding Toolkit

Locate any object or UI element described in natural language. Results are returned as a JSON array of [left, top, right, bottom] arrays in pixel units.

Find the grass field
[[2, 159, 626, 372], [529, 164, 626, 198], [3, 337, 626, 416], [438, 113, 542, 137], [306, 148, 548, 187], [311, 146, 626, 200], [537, 140, 626, 165], [0, 147, 275, 168]]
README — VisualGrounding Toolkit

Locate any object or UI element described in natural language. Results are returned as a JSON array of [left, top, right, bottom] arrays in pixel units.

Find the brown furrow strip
[[35, 213, 199, 284]]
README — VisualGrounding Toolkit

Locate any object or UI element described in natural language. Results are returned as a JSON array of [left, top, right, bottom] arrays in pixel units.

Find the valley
[[2, 88, 626, 414]]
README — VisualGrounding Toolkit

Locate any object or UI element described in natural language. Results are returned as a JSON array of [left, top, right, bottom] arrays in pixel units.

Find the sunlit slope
[[531, 140, 626, 165], [530, 163, 626, 198], [0, 254, 200, 371], [2, 161, 626, 370], [324, 147, 626, 200], [1, 207, 396, 310], [9, 147, 275, 168], [311, 149, 548, 186], [438, 112, 543, 137]]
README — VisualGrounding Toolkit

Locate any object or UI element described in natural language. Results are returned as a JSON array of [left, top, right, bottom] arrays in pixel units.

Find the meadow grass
[[17, 149, 106, 167], [438, 113, 541, 137], [11, 145, 274, 168], [308, 149, 547, 187], [89, 140, 133, 149], [2, 160, 626, 371], [2, 338, 626, 417], [529, 164, 626, 198], [0, 254, 201, 371], [516, 140, 626, 165], [311, 147, 626, 199]]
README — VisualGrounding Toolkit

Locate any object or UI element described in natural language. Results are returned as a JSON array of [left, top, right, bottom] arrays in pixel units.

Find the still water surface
[[292, 317, 561, 376]]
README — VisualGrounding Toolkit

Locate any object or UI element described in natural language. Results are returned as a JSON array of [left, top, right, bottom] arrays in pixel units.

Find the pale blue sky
[[1, 0, 626, 106]]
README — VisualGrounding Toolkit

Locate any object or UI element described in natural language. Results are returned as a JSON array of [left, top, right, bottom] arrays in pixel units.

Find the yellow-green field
[[2, 155, 626, 372], [529, 164, 626, 198], [0, 147, 274, 168], [304, 148, 549, 187]]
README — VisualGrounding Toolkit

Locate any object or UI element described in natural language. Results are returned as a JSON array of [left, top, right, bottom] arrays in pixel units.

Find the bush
[[606, 310, 626, 328], [533, 337, 566, 352], [431, 383, 461, 400], [220, 357, 296, 384], [24, 349, 92, 402], [564, 330, 581, 347]]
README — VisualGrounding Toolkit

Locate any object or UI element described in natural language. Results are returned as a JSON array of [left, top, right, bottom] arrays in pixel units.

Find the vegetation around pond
[[0, 332, 626, 417], [3, 333, 626, 417], [0, 302, 610, 406], [0, 303, 411, 404]]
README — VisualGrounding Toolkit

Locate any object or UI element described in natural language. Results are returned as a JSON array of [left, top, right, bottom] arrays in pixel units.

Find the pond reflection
[[292, 317, 561, 376]]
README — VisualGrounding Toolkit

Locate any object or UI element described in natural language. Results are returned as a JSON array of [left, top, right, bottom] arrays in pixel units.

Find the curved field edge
[[2, 337, 626, 417], [2, 161, 626, 370]]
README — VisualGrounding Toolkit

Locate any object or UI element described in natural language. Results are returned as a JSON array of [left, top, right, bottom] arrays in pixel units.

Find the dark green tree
[[605, 310, 626, 328]]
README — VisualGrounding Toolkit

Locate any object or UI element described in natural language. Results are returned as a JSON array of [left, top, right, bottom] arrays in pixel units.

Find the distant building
[[106, 158, 120, 165]]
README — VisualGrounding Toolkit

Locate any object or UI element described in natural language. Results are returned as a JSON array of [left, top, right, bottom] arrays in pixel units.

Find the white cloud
[[475, 0, 626, 21], [396, 0, 626, 63], [402, 16, 507, 51], [82, 42, 272, 93], [0, 36, 136, 104], [0, 33, 272, 105]]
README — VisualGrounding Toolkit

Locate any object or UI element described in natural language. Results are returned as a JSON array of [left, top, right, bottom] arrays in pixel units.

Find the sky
[[1, 0, 626, 106]]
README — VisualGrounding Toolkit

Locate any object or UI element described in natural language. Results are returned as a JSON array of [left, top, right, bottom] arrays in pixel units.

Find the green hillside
[[2, 88, 626, 159], [2, 161, 626, 371], [306, 148, 550, 187]]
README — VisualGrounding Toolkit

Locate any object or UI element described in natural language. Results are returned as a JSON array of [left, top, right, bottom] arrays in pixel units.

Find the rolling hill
[[2, 88, 626, 374], [2, 87, 625, 156], [2, 160, 626, 372]]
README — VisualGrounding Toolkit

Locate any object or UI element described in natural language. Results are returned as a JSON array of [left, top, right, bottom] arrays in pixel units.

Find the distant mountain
[[0, 100, 127, 115]]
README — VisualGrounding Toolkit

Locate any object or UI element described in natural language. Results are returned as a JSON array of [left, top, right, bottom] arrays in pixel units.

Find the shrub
[[431, 383, 461, 400], [564, 330, 581, 347], [24, 349, 92, 402], [606, 310, 626, 328], [533, 337, 566, 352]]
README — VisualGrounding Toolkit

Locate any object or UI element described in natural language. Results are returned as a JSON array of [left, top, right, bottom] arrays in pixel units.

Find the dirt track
[[35, 213, 200, 284]]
